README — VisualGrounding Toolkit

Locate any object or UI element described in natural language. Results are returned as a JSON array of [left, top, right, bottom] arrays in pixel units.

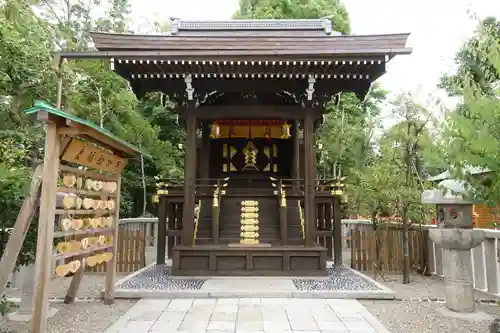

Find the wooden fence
[[350, 227, 430, 274], [85, 221, 146, 274]]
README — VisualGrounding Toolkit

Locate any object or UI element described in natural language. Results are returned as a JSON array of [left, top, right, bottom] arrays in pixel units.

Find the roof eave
[[57, 48, 412, 60]]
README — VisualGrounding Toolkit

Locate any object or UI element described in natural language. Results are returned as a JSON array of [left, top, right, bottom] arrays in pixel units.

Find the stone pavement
[[104, 298, 390, 333]]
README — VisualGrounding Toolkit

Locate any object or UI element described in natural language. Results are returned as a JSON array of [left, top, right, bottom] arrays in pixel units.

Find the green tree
[[233, 0, 350, 34], [0, 0, 57, 267], [36, 0, 184, 215], [438, 18, 499, 208]]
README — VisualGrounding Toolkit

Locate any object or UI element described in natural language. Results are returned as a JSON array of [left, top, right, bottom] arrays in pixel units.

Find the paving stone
[[236, 320, 264, 331], [167, 299, 194, 311], [288, 315, 319, 331], [263, 320, 292, 331], [316, 321, 348, 331], [214, 304, 239, 313], [155, 310, 187, 322], [211, 311, 237, 321], [216, 298, 239, 305], [343, 321, 376, 332], [178, 319, 208, 331], [104, 298, 390, 333], [238, 307, 263, 321], [149, 319, 183, 331], [239, 297, 262, 305], [193, 298, 217, 306], [207, 320, 237, 330]]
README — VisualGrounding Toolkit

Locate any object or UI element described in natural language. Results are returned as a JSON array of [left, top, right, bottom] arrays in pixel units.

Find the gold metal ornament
[[241, 225, 259, 232], [241, 212, 258, 219]]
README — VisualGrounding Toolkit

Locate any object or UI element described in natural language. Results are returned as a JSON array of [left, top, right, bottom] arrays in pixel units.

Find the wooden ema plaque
[[62, 139, 127, 174]]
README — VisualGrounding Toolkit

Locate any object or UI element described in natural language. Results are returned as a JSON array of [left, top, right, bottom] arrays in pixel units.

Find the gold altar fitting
[[241, 206, 259, 213], [240, 200, 260, 245], [241, 200, 258, 207], [241, 212, 258, 219], [241, 225, 259, 232]]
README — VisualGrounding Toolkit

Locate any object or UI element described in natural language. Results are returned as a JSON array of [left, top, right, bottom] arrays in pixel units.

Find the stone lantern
[[421, 179, 485, 313]]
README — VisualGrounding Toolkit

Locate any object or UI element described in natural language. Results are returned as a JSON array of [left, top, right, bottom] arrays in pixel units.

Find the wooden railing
[[350, 225, 429, 274]]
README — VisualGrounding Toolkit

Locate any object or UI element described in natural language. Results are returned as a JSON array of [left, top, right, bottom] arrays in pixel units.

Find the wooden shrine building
[[60, 19, 411, 276]]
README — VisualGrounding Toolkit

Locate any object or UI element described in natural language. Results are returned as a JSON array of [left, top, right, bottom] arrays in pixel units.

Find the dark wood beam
[[178, 106, 323, 120]]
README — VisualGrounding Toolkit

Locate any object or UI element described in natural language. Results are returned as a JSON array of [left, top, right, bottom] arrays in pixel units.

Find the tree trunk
[[141, 154, 147, 216], [402, 121, 411, 284]]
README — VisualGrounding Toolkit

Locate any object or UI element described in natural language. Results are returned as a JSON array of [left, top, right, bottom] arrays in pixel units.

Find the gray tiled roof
[[172, 19, 334, 35]]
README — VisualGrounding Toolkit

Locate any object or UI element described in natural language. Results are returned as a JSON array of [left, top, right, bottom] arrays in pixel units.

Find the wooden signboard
[[61, 139, 127, 173], [0, 100, 146, 333]]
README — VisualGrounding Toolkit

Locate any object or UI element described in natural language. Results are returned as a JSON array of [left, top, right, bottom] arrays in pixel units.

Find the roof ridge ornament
[[171, 19, 180, 35], [322, 18, 332, 35]]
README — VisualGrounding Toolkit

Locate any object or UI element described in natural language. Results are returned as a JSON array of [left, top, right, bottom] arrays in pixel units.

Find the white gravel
[[361, 273, 500, 333], [2, 299, 136, 333]]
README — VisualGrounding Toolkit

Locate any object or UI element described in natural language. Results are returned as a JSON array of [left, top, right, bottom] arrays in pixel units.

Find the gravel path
[[3, 274, 137, 333], [361, 273, 500, 333], [3, 299, 136, 333], [5, 274, 128, 299]]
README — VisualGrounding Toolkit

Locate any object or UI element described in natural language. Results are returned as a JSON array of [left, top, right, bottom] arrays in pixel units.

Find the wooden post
[[280, 205, 287, 246], [200, 121, 210, 182], [0, 164, 43, 296], [167, 203, 176, 258], [292, 120, 300, 193], [182, 110, 196, 246], [156, 195, 167, 265], [318, 203, 325, 246], [326, 202, 333, 260], [303, 108, 316, 247], [212, 203, 219, 245], [31, 123, 60, 333], [333, 196, 343, 265], [103, 176, 122, 305]]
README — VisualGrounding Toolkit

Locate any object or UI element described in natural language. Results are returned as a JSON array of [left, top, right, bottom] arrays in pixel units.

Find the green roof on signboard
[[25, 100, 151, 158]]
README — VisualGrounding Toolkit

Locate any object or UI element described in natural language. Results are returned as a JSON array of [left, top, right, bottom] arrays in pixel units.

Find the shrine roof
[[56, 19, 412, 103]]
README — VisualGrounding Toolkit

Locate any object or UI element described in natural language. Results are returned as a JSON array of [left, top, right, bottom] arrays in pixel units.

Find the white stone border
[[112, 289, 397, 299], [110, 263, 396, 300]]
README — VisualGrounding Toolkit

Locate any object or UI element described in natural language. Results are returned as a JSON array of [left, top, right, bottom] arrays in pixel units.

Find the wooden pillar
[[292, 120, 300, 193], [156, 195, 167, 264], [167, 203, 176, 258], [31, 123, 60, 333], [103, 176, 122, 305], [182, 109, 197, 246], [303, 107, 316, 247], [280, 204, 287, 246], [200, 121, 210, 183], [326, 202, 334, 260], [333, 196, 343, 265]]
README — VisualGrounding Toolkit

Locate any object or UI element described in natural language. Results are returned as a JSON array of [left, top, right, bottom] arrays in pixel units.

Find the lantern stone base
[[430, 228, 485, 313]]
